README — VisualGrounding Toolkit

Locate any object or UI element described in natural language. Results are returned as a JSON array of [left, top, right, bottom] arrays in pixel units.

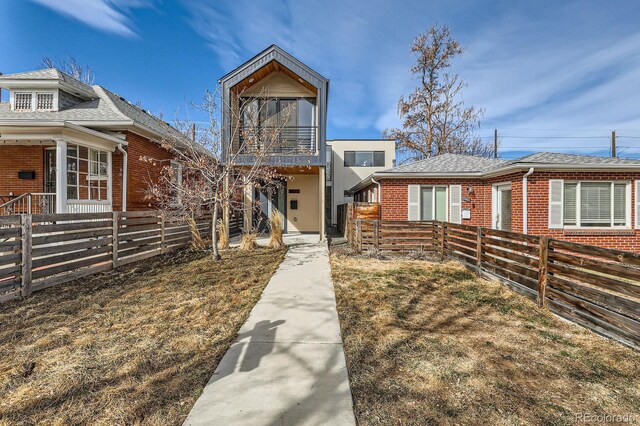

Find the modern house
[[219, 45, 330, 238], [0, 69, 188, 215], [326, 139, 395, 225], [349, 152, 640, 251]]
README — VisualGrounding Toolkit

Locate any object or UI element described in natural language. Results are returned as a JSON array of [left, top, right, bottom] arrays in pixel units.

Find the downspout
[[522, 167, 534, 234], [116, 144, 128, 212], [371, 177, 381, 202]]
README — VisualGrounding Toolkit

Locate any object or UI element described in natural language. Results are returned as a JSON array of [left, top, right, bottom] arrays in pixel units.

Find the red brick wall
[[526, 171, 639, 251], [125, 131, 174, 211], [0, 146, 45, 196], [358, 170, 640, 252]]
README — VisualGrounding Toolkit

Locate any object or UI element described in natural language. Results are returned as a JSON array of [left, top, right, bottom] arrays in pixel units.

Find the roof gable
[[219, 45, 329, 91]]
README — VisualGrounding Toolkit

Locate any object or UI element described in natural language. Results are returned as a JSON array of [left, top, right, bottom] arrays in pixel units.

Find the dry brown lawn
[[330, 252, 640, 426], [0, 247, 286, 425]]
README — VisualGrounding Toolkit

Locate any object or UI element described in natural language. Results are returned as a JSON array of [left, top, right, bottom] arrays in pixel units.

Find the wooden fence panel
[[0, 215, 22, 300], [343, 217, 640, 349], [0, 211, 214, 301]]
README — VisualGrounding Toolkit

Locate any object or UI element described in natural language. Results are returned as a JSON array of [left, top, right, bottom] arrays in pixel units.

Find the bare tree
[[41, 56, 95, 85], [384, 25, 491, 161], [145, 88, 296, 260]]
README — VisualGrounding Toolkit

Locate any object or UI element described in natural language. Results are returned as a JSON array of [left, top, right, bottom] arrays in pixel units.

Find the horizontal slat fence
[[347, 219, 640, 349], [0, 211, 212, 303]]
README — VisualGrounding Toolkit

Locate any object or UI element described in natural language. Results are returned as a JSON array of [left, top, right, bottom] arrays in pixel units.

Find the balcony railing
[[0, 193, 56, 215], [238, 126, 317, 155]]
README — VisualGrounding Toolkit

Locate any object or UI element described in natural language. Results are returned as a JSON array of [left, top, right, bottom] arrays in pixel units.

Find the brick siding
[[356, 170, 640, 252], [0, 146, 46, 196]]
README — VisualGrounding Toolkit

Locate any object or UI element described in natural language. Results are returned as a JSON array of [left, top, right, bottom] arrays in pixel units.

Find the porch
[[0, 124, 125, 215], [239, 166, 326, 240]]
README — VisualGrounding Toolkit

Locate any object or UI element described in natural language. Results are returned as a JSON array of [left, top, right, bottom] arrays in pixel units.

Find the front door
[[494, 185, 512, 231], [253, 182, 287, 233], [44, 148, 56, 193]]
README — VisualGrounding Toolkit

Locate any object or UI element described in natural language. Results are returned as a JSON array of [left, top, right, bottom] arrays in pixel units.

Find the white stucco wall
[[326, 139, 396, 224]]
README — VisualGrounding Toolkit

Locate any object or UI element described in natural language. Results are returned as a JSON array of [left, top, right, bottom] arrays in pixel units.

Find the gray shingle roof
[[510, 152, 640, 166], [0, 68, 96, 98], [383, 153, 510, 174], [0, 68, 188, 145], [380, 152, 640, 175]]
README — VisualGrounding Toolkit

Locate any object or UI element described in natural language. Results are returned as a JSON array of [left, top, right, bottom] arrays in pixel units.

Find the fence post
[[373, 220, 379, 250], [20, 214, 32, 297], [112, 211, 119, 268], [356, 219, 362, 253], [160, 213, 166, 254], [476, 227, 482, 277], [439, 222, 445, 259], [538, 237, 549, 308]]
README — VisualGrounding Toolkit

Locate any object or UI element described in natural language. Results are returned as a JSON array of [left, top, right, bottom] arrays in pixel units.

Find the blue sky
[[2, 0, 640, 158]]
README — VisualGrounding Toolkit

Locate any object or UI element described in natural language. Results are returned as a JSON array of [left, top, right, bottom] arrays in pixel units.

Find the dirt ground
[[0, 247, 286, 425], [330, 251, 640, 426]]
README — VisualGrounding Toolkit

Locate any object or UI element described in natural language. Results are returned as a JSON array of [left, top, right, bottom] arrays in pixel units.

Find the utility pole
[[494, 128, 498, 158], [611, 130, 616, 158], [192, 123, 196, 143]]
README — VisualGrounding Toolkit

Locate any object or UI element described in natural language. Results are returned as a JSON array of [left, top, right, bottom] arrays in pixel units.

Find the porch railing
[[0, 193, 56, 215], [238, 126, 317, 155]]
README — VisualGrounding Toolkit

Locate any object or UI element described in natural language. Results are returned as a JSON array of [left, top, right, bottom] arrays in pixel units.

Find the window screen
[[14, 93, 32, 110], [37, 93, 54, 110]]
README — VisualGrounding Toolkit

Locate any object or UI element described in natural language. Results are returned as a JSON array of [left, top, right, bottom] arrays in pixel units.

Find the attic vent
[[37, 93, 54, 110], [14, 93, 32, 111]]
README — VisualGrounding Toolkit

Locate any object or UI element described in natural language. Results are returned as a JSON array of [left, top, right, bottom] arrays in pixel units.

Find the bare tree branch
[[41, 56, 95, 85], [384, 25, 492, 162]]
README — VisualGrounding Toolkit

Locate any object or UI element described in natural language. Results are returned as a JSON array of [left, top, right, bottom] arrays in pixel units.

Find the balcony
[[238, 126, 317, 155]]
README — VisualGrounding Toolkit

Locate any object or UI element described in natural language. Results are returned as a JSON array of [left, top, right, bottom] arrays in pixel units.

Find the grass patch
[[330, 253, 640, 425], [0, 247, 286, 425]]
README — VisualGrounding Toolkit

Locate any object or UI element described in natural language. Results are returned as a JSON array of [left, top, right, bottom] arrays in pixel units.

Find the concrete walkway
[[184, 235, 356, 426]]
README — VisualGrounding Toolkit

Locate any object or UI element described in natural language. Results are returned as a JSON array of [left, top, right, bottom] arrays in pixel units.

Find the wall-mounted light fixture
[[467, 186, 474, 195]]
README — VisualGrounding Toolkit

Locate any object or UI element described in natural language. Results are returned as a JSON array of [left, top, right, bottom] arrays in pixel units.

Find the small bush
[[268, 212, 285, 249], [240, 232, 258, 251]]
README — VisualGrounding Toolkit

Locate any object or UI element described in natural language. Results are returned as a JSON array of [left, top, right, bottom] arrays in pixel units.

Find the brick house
[[350, 152, 640, 251], [0, 68, 188, 214]]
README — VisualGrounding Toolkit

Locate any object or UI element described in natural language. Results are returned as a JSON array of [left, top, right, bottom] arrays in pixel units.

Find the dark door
[[44, 149, 56, 193], [253, 181, 287, 233]]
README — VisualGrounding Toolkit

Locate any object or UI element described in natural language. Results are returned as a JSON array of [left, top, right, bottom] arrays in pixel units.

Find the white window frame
[[170, 160, 184, 206], [66, 143, 111, 202], [563, 180, 631, 229], [492, 182, 512, 230], [10, 89, 58, 111], [419, 185, 448, 222]]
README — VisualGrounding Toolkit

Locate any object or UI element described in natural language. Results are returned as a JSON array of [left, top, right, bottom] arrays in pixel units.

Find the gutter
[[371, 177, 381, 202], [116, 144, 128, 211], [522, 167, 535, 234]]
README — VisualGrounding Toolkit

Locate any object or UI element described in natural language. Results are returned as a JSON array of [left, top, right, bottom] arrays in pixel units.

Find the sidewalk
[[184, 235, 356, 425]]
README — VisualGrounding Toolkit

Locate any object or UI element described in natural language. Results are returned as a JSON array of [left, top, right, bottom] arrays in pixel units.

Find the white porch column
[[55, 139, 67, 214]]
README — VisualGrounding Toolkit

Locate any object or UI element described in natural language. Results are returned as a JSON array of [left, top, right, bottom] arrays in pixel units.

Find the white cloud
[[29, 0, 154, 37], [182, 0, 640, 154]]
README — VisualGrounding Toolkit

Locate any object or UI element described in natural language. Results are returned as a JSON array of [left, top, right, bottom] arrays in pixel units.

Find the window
[[170, 161, 183, 205], [13, 91, 56, 111], [240, 98, 315, 128], [420, 186, 447, 221], [14, 93, 32, 111], [67, 144, 109, 201], [37, 93, 54, 110], [344, 151, 385, 167], [563, 181, 629, 227]]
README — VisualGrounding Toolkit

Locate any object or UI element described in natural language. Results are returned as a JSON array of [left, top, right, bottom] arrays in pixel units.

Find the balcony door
[[240, 97, 315, 153]]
